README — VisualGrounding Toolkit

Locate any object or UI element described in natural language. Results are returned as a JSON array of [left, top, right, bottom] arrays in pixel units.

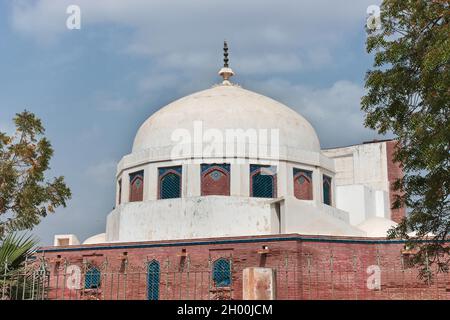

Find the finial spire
[[223, 40, 229, 68], [218, 40, 234, 85]]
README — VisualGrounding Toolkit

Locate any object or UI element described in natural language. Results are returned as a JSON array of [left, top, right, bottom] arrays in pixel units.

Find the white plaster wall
[[335, 185, 390, 226], [54, 234, 80, 246], [105, 194, 367, 242], [282, 197, 365, 237], [323, 142, 388, 192], [375, 190, 390, 219], [106, 196, 274, 242]]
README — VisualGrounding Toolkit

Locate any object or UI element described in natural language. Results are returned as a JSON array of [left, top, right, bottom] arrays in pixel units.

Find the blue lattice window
[[85, 266, 101, 289], [323, 175, 332, 205], [158, 166, 182, 199], [250, 165, 277, 198], [201, 164, 230, 196], [147, 260, 160, 300], [212, 258, 231, 287]]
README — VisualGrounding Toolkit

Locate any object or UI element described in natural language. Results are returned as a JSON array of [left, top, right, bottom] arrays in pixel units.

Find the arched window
[[323, 175, 332, 206], [293, 168, 313, 200], [212, 258, 231, 287], [158, 166, 182, 199], [129, 170, 144, 202], [201, 164, 230, 196], [84, 266, 101, 289], [147, 260, 160, 300], [250, 165, 277, 198]]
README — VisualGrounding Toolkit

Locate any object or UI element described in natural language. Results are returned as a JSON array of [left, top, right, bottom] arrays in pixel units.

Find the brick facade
[[201, 165, 230, 196], [38, 234, 450, 300], [293, 170, 313, 200]]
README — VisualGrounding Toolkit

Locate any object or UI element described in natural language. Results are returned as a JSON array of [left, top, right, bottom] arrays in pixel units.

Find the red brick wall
[[201, 167, 230, 196], [38, 234, 450, 300], [386, 140, 406, 223], [293, 174, 313, 200]]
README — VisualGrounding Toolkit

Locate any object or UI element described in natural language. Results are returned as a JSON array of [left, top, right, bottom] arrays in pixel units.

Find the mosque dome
[[132, 84, 320, 154]]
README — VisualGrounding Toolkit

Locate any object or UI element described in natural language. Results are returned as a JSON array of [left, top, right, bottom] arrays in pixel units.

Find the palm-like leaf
[[0, 233, 39, 300]]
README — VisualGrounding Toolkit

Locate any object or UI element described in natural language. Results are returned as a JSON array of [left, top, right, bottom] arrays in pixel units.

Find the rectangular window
[[250, 164, 277, 198], [158, 166, 182, 199], [118, 179, 122, 205], [129, 170, 144, 202], [201, 163, 230, 196], [323, 175, 332, 206], [293, 168, 313, 200]]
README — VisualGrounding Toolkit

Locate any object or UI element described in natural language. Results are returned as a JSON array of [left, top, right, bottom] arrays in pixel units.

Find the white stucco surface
[[132, 85, 321, 154], [335, 185, 390, 225], [106, 196, 275, 242], [357, 217, 397, 237], [83, 233, 107, 245], [322, 142, 389, 192]]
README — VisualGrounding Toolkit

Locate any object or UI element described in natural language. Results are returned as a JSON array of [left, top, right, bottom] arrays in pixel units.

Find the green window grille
[[250, 165, 277, 198], [212, 258, 231, 287], [147, 260, 160, 300], [159, 166, 182, 199], [323, 175, 332, 205], [84, 267, 101, 289]]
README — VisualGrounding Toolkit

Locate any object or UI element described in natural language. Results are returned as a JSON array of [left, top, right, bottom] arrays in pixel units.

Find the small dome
[[83, 233, 106, 245], [132, 85, 320, 154], [357, 217, 397, 238]]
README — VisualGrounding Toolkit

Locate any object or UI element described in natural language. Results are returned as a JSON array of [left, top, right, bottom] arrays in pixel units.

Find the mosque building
[[38, 43, 447, 300]]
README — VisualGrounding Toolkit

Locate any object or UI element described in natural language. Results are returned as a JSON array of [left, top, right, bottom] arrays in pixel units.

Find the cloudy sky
[[0, 0, 387, 245]]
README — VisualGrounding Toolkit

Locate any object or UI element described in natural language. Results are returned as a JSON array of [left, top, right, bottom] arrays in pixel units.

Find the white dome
[[132, 85, 320, 154], [357, 217, 397, 238], [83, 233, 106, 245]]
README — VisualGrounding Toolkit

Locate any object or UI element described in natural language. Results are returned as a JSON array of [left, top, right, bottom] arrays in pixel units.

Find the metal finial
[[218, 40, 234, 85], [223, 40, 229, 68]]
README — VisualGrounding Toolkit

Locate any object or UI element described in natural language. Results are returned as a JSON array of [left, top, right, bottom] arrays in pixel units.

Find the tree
[[0, 111, 71, 239], [362, 0, 449, 280]]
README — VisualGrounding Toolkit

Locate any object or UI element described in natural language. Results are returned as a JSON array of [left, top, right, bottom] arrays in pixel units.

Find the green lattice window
[[147, 260, 160, 300], [250, 165, 277, 198], [159, 166, 182, 199], [323, 175, 332, 205], [85, 266, 101, 289], [212, 258, 231, 287]]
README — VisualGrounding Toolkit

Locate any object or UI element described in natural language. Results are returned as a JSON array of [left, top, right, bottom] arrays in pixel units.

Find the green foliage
[[362, 0, 450, 280], [0, 111, 71, 238], [0, 233, 42, 300]]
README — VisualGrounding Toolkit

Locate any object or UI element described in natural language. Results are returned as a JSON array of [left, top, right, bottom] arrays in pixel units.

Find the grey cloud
[[249, 79, 384, 148], [11, 0, 382, 74]]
